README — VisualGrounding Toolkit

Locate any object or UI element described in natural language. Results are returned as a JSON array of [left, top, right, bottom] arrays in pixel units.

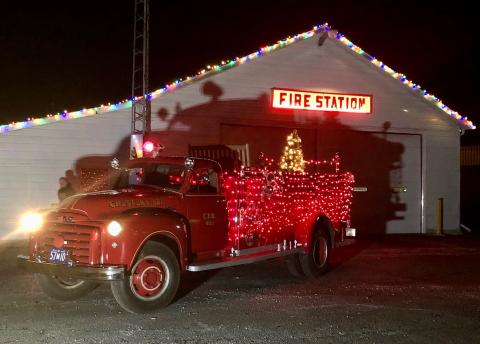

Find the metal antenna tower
[[131, 0, 150, 135]]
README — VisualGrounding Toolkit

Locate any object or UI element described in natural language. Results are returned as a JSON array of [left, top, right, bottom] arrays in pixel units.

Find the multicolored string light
[[1, 23, 474, 134], [332, 31, 475, 129]]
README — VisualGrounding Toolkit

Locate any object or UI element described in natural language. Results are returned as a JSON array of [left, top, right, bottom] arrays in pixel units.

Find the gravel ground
[[0, 235, 479, 344]]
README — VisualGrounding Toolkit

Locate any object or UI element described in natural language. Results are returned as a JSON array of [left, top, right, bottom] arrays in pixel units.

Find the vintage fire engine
[[18, 143, 355, 313]]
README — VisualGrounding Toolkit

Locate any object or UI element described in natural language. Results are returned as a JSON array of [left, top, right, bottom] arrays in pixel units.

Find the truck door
[[184, 167, 229, 259]]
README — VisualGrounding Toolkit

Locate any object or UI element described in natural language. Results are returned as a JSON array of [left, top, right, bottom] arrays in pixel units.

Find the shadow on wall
[[74, 80, 405, 235]]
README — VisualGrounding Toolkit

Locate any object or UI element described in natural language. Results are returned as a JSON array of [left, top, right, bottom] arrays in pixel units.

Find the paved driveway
[[1, 235, 479, 343]]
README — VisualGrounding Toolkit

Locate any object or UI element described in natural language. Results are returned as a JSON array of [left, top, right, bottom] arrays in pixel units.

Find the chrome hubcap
[[313, 237, 328, 268], [130, 255, 169, 300]]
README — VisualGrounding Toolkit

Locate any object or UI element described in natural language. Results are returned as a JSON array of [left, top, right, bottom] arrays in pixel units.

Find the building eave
[[1, 23, 474, 134]]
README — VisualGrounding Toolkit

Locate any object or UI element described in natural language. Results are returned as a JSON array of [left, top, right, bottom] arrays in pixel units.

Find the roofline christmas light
[[0, 23, 474, 134]]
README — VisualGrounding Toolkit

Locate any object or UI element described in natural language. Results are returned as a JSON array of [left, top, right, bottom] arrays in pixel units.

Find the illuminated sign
[[272, 88, 372, 113]]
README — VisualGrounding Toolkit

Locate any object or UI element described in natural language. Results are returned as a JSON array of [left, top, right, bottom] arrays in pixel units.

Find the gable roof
[[0, 23, 475, 134]]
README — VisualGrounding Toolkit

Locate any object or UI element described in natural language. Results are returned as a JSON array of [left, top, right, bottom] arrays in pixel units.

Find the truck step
[[186, 247, 303, 272]]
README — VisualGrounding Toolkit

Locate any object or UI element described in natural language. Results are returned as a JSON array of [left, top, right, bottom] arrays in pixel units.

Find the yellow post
[[435, 198, 444, 235]]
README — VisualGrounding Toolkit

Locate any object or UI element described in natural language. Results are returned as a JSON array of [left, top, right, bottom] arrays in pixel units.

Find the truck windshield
[[114, 164, 186, 191]]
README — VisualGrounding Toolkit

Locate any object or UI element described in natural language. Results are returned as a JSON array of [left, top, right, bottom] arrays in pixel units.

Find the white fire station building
[[0, 25, 474, 239]]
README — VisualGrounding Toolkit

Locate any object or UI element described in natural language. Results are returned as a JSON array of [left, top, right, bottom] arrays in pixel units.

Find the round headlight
[[19, 212, 43, 232], [107, 220, 122, 236]]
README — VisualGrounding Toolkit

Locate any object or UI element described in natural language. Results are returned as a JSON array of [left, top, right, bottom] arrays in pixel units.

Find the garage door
[[220, 124, 422, 235], [382, 133, 421, 234], [327, 131, 422, 235]]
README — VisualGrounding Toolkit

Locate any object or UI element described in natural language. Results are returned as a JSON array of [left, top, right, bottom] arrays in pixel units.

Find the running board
[[186, 247, 303, 272]]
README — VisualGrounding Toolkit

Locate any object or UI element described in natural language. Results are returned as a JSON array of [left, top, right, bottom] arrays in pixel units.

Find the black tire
[[111, 242, 180, 313], [299, 229, 330, 278], [35, 274, 99, 301], [286, 254, 304, 277]]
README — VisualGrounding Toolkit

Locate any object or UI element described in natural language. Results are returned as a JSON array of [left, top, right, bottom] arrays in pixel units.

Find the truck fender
[[104, 208, 189, 271], [131, 229, 187, 271], [294, 215, 334, 253]]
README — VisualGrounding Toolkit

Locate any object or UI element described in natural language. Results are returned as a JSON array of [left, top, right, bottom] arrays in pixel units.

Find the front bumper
[[17, 255, 125, 281]]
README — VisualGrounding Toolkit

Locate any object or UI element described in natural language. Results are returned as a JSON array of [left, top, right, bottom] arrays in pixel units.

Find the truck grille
[[42, 223, 100, 264]]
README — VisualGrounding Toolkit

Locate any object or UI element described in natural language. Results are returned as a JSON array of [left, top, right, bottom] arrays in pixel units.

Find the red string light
[[223, 155, 354, 250]]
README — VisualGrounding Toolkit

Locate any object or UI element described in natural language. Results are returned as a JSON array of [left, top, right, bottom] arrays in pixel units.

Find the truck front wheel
[[299, 229, 330, 278], [35, 274, 99, 301], [111, 242, 180, 313]]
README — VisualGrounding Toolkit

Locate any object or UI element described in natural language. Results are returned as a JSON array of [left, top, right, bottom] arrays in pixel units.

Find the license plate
[[49, 248, 69, 264]]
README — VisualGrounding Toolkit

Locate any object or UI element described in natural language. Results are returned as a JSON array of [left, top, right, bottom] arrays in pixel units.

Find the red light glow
[[169, 175, 182, 185], [143, 141, 155, 153], [223, 154, 354, 251]]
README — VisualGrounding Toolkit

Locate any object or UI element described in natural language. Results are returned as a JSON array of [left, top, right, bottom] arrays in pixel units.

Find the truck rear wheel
[[111, 242, 180, 313], [299, 229, 330, 278], [35, 274, 99, 301], [286, 254, 304, 277]]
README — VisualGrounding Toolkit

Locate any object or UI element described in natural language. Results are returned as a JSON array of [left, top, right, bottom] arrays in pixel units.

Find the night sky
[[1, 1, 477, 142]]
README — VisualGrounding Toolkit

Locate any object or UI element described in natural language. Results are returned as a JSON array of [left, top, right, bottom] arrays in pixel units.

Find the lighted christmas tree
[[279, 130, 305, 172]]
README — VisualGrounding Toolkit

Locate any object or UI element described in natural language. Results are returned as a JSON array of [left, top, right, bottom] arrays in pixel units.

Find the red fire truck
[[18, 145, 355, 313]]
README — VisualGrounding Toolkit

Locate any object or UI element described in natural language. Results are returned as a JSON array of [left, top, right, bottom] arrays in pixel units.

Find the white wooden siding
[[0, 110, 131, 239]]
